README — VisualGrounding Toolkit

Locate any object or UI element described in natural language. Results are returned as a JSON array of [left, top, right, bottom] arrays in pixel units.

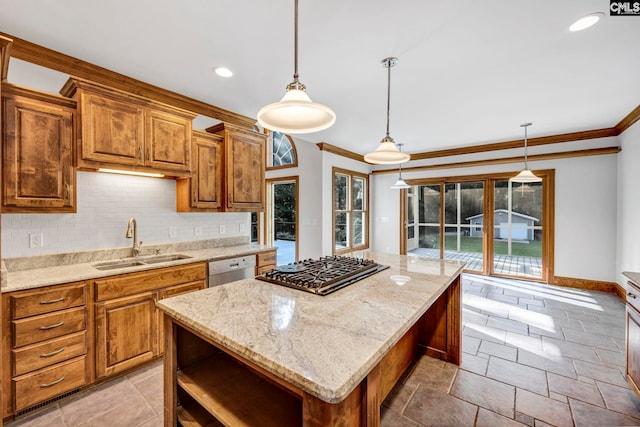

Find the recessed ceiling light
[[569, 12, 604, 32], [214, 67, 233, 78]]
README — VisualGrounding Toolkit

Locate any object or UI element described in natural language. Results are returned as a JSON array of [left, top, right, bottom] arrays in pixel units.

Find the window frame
[[332, 167, 370, 255], [266, 131, 298, 171]]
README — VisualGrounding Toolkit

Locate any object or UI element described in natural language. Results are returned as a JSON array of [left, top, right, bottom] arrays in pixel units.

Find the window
[[333, 167, 369, 254], [267, 131, 298, 170]]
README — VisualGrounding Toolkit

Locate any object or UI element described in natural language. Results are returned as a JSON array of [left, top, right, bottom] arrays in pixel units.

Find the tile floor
[[6, 274, 640, 427]]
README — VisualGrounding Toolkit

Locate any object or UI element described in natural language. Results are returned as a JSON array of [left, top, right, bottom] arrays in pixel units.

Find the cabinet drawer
[[11, 282, 86, 319], [13, 356, 86, 411], [257, 251, 277, 266], [13, 307, 86, 347], [12, 331, 87, 376], [628, 281, 640, 314]]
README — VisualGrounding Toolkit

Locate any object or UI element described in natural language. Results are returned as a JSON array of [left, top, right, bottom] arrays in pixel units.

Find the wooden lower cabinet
[[256, 250, 277, 275], [95, 292, 158, 379], [626, 277, 640, 396], [1, 281, 89, 418], [2, 262, 207, 419], [94, 264, 206, 379]]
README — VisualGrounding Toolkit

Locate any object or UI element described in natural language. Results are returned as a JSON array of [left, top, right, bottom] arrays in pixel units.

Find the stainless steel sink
[[92, 254, 192, 270], [139, 254, 192, 264], [93, 259, 147, 270]]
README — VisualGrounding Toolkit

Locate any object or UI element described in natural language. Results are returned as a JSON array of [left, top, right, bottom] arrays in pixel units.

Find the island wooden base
[[163, 275, 460, 426]]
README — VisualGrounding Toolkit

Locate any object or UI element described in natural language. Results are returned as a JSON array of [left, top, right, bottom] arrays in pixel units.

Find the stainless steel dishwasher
[[208, 255, 256, 287]]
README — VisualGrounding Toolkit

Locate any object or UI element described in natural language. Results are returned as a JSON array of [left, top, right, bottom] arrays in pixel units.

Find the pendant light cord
[[385, 58, 392, 138], [293, 0, 299, 83], [522, 123, 530, 169]]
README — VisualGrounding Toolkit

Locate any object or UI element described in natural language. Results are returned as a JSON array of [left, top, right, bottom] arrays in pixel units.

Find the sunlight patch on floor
[[463, 293, 556, 332]]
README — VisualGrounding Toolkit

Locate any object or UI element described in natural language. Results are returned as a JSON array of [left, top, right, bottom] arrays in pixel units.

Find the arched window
[[267, 131, 298, 170]]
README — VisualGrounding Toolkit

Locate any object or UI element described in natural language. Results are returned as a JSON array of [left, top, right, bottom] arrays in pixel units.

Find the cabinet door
[[226, 129, 265, 211], [95, 292, 158, 379], [3, 94, 75, 212], [80, 92, 144, 166], [194, 131, 224, 209], [628, 306, 640, 395], [145, 109, 191, 172]]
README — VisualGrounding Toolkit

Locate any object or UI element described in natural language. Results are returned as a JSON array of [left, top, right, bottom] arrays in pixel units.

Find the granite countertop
[[1, 238, 276, 293], [623, 271, 640, 286], [156, 252, 465, 404]]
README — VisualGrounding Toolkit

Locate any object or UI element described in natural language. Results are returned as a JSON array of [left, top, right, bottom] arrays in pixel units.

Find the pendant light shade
[[257, 0, 335, 134], [364, 57, 410, 165], [390, 143, 411, 189], [510, 122, 542, 183]]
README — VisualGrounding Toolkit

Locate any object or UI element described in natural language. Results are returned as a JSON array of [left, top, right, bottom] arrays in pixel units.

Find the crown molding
[[0, 35, 12, 81], [371, 146, 621, 175], [1, 32, 256, 129], [615, 104, 640, 134], [316, 142, 364, 162], [408, 128, 618, 161]]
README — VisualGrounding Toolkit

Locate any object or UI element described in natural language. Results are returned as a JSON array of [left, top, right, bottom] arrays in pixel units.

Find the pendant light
[[257, 0, 335, 134], [510, 122, 542, 183], [364, 57, 411, 165], [390, 143, 411, 189]]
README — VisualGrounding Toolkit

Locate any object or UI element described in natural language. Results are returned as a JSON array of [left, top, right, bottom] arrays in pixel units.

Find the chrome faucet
[[125, 217, 142, 257]]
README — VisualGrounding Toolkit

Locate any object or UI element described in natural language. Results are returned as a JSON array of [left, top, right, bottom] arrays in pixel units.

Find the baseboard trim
[[551, 275, 625, 299]]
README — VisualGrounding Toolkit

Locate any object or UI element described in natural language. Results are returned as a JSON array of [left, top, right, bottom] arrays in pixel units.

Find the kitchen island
[[157, 252, 464, 426]]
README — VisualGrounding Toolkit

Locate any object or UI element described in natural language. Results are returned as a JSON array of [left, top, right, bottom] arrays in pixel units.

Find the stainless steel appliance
[[208, 256, 256, 287], [256, 256, 388, 295]]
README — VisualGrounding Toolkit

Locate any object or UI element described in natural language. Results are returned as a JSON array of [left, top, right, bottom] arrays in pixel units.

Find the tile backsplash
[[2, 171, 250, 258]]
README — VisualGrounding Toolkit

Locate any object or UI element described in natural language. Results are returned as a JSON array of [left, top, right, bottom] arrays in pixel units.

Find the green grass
[[441, 236, 541, 257]]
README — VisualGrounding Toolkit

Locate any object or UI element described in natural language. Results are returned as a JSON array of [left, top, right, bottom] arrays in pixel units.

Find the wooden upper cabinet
[[145, 109, 191, 171], [176, 130, 224, 211], [60, 77, 195, 176], [2, 84, 76, 213], [206, 123, 266, 212], [78, 91, 144, 166]]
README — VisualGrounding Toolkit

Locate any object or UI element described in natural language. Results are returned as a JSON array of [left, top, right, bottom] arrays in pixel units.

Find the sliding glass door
[[403, 171, 552, 281]]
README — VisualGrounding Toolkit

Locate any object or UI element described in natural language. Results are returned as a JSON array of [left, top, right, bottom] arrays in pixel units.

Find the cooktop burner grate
[[256, 256, 388, 295]]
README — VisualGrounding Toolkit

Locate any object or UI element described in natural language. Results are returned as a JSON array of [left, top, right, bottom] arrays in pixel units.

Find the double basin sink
[[92, 254, 192, 271]]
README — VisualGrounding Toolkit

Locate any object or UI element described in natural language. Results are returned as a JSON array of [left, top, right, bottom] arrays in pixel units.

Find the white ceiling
[[1, 0, 638, 156]]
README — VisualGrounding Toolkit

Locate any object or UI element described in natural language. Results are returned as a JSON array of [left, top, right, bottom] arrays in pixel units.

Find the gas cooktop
[[256, 256, 388, 295]]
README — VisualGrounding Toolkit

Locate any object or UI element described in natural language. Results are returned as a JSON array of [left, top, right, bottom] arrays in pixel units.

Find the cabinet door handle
[[628, 292, 637, 299], [193, 191, 197, 204], [39, 321, 65, 330], [40, 376, 65, 388], [39, 297, 65, 305], [139, 146, 143, 160], [64, 184, 70, 200], [40, 347, 65, 358], [147, 148, 151, 161]]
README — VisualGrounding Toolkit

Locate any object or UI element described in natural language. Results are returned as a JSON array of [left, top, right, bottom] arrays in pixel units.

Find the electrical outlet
[[29, 233, 43, 248], [219, 224, 226, 235], [169, 226, 177, 239], [194, 226, 203, 237], [239, 223, 246, 233]]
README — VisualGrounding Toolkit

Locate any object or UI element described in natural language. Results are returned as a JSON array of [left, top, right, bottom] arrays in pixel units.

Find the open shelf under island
[[156, 252, 465, 426]]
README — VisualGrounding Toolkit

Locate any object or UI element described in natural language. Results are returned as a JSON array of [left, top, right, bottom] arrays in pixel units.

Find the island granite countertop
[[156, 252, 465, 404], [1, 238, 275, 292]]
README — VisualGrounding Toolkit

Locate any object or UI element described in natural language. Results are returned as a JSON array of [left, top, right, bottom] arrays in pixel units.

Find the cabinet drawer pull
[[629, 292, 637, 299], [39, 321, 65, 330], [39, 297, 65, 305], [40, 347, 65, 358], [40, 376, 65, 388]]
